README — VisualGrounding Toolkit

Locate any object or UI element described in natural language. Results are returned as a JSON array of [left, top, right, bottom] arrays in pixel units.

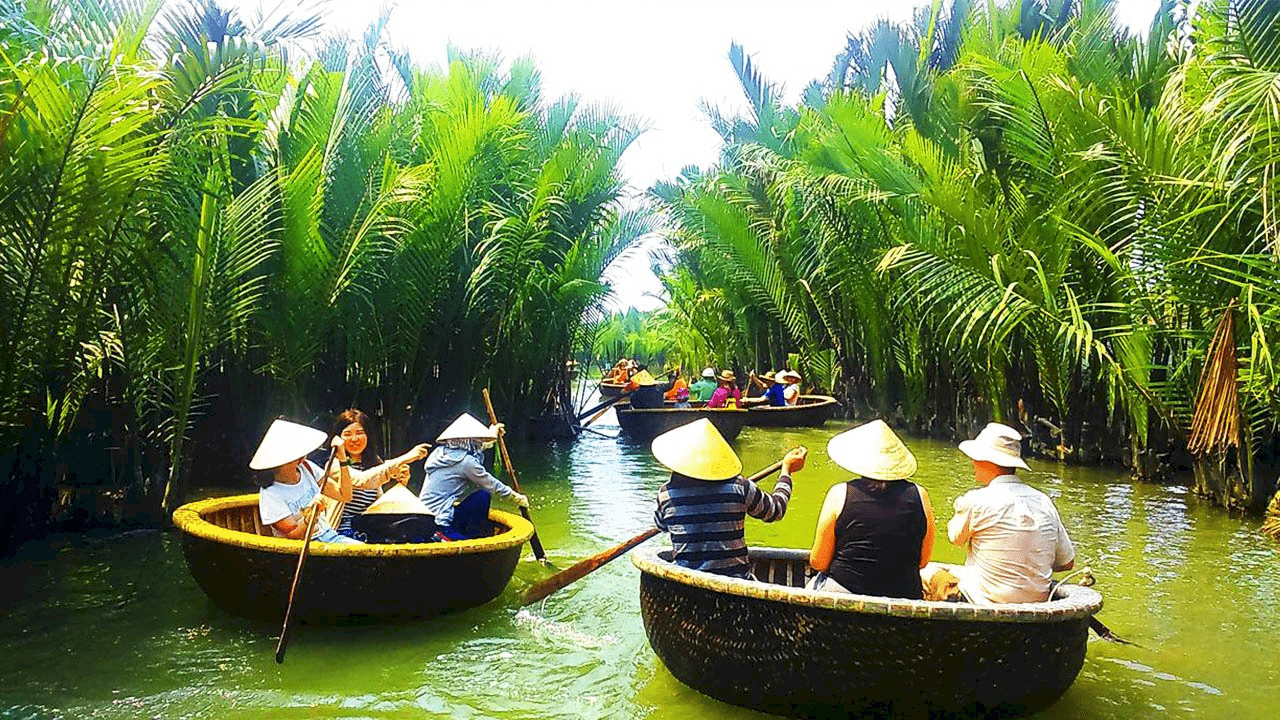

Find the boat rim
[[745, 394, 839, 411], [172, 493, 533, 558], [632, 545, 1102, 623], [618, 407, 748, 414]]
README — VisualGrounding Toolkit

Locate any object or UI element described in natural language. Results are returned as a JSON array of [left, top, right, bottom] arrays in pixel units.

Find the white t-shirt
[[258, 459, 333, 538], [783, 384, 800, 405], [947, 475, 1075, 603]]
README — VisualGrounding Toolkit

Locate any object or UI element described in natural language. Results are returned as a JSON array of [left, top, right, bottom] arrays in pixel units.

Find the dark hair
[[332, 408, 383, 465], [859, 479, 892, 494]]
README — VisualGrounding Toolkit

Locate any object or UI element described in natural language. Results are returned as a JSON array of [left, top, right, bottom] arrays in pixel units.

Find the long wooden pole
[[274, 447, 334, 664], [482, 388, 547, 562], [520, 458, 787, 606]]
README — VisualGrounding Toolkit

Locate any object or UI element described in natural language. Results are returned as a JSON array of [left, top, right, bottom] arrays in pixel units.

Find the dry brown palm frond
[[1187, 301, 1241, 457], [1262, 490, 1280, 541]]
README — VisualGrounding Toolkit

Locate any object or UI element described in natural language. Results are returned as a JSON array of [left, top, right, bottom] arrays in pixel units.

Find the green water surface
[[1, 408, 1276, 719]]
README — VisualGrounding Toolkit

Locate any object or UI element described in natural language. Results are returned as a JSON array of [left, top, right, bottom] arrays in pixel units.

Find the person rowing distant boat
[[652, 419, 807, 579], [624, 369, 668, 409], [707, 370, 742, 409], [688, 367, 717, 402], [663, 369, 688, 402]]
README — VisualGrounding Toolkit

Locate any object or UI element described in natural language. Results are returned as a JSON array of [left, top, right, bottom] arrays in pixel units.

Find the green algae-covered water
[[2, 408, 1278, 719]]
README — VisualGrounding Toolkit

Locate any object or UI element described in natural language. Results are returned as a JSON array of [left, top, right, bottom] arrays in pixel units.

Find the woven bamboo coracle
[[173, 494, 532, 621], [633, 546, 1102, 719]]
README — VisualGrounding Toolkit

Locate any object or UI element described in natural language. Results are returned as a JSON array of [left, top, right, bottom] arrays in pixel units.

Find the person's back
[[827, 479, 926, 599], [949, 477, 1072, 603], [941, 422, 1075, 604], [651, 419, 805, 578]]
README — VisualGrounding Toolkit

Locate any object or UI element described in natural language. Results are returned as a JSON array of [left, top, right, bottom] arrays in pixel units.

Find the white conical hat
[[364, 484, 433, 515], [249, 419, 327, 471], [826, 419, 917, 480], [436, 413, 497, 442], [651, 418, 742, 481]]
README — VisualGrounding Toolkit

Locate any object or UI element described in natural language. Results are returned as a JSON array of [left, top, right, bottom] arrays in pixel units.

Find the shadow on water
[[0, 416, 1278, 719]]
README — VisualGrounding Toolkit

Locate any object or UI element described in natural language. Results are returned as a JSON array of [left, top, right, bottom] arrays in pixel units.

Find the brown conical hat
[[249, 419, 327, 471], [364, 484, 432, 515], [826, 419, 917, 480], [651, 418, 742, 481]]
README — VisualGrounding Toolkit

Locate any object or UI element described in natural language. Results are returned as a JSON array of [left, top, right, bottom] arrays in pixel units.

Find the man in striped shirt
[[651, 419, 808, 579]]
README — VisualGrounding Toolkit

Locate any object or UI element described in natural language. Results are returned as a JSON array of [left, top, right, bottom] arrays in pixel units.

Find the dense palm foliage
[[0, 0, 644, 548], [654, 0, 1280, 513]]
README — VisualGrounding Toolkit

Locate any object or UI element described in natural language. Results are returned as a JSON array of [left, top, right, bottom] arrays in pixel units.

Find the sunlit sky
[[225, 0, 1163, 310]]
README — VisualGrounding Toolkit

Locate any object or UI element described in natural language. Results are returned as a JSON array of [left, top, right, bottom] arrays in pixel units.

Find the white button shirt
[[948, 475, 1075, 604]]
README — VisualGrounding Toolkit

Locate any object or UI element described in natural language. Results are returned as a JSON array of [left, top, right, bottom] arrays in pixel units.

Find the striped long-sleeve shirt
[[653, 471, 793, 578]]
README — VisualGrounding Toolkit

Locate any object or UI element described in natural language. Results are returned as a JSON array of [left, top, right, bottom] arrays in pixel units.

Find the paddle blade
[[521, 527, 661, 605]]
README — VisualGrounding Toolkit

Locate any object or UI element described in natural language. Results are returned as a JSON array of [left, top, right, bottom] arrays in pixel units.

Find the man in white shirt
[[925, 422, 1075, 603]]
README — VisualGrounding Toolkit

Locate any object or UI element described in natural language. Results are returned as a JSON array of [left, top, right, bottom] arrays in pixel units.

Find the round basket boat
[[598, 380, 627, 398], [744, 395, 839, 428], [616, 406, 749, 441], [633, 546, 1102, 719], [173, 494, 532, 621]]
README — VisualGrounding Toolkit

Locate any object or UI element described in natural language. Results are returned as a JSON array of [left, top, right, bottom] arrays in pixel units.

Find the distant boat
[[616, 405, 749, 440], [598, 379, 627, 398], [633, 545, 1102, 718], [743, 394, 839, 427], [172, 494, 532, 621]]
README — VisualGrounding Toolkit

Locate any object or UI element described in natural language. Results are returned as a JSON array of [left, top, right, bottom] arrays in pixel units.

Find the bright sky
[[226, 0, 1163, 310]]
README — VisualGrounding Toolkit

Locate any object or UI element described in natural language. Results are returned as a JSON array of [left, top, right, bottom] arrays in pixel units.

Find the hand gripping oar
[[482, 388, 547, 562], [520, 457, 787, 606], [275, 446, 335, 664]]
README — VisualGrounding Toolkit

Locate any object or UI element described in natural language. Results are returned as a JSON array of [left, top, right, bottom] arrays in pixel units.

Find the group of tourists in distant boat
[[249, 410, 530, 546], [652, 417, 1074, 604], [607, 358, 805, 411]]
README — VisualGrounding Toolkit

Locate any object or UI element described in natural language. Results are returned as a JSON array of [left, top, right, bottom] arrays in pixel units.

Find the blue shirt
[[418, 446, 517, 527], [763, 383, 786, 406]]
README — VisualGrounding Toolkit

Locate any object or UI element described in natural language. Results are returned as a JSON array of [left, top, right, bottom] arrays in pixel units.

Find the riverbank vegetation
[[651, 0, 1280, 522], [0, 0, 647, 550]]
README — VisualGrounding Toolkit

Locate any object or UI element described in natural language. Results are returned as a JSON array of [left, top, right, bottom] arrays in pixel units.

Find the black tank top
[[826, 479, 926, 599]]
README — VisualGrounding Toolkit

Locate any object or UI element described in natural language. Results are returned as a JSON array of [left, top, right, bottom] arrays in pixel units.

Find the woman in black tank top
[[808, 420, 936, 599]]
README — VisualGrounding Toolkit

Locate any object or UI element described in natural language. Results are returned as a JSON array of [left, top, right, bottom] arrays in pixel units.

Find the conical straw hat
[[364, 484, 433, 515], [651, 418, 742, 481], [630, 370, 658, 386], [436, 413, 497, 442], [826, 419, 917, 480], [249, 419, 327, 471]]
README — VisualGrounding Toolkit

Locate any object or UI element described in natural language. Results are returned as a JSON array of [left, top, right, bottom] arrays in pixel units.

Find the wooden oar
[[274, 447, 335, 664], [520, 458, 787, 606], [575, 391, 634, 423], [482, 388, 547, 562]]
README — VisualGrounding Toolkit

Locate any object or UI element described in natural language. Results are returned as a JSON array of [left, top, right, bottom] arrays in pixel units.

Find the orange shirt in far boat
[[664, 377, 688, 401]]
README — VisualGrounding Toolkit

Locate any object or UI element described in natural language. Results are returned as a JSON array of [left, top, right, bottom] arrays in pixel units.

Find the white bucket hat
[[701, 367, 716, 379], [958, 422, 1030, 470], [826, 419, 917, 480], [780, 370, 802, 382], [249, 419, 327, 471], [651, 418, 742, 481], [436, 413, 498, 442]]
